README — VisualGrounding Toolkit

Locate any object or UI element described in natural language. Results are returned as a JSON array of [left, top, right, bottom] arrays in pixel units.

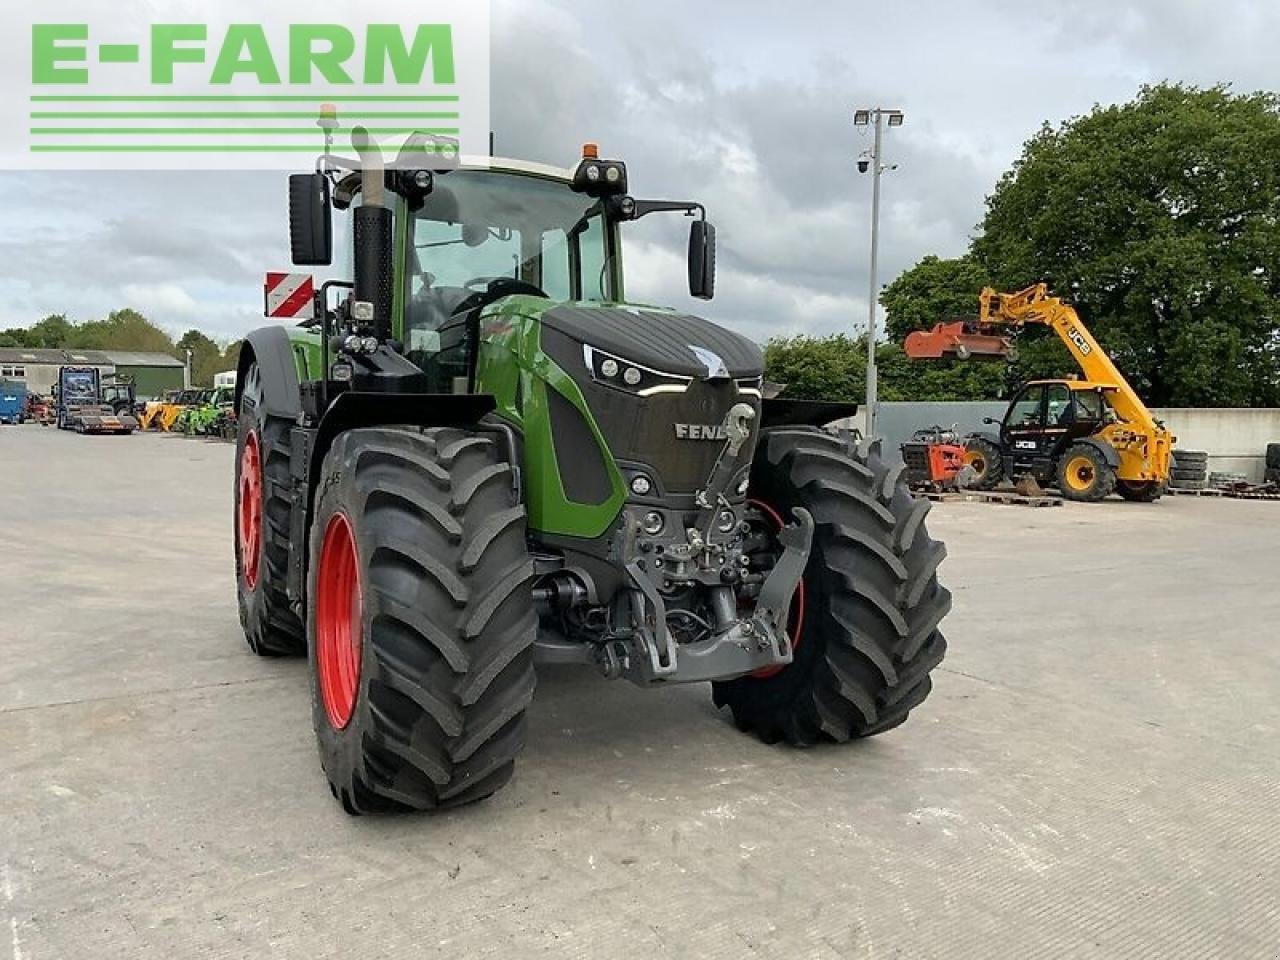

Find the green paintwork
[[475, 295, 627, 540], [285, 327, 324, 382]]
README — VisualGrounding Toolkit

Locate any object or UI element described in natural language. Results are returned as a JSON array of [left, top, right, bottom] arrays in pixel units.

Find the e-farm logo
[[3, 1, 490, 170]]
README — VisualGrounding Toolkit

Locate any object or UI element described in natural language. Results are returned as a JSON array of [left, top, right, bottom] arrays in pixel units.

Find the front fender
[[237, 326, 302, 421], [1074, 436, 1122, 468]]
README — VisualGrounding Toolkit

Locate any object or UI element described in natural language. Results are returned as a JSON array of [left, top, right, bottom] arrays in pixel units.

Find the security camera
[[856, 151, 871, 174]]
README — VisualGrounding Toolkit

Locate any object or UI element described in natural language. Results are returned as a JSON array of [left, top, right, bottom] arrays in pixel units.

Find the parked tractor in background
[[101, 376, 137, 418], [232, 127, 953, 815], [905, 285, 1173, 502], [54, 366, 137, 435]]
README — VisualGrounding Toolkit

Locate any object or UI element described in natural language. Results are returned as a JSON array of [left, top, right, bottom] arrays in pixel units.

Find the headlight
[[583, 345, 691, 397], [641, 511, 665, 535]]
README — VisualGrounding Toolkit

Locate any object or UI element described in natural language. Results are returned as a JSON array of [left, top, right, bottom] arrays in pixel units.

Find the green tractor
[[234, 132, 952, 815], [178, 386, 235, 436]]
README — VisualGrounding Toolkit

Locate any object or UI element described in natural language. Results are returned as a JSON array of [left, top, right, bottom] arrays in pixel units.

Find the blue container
[[0, 379, 27, 424]]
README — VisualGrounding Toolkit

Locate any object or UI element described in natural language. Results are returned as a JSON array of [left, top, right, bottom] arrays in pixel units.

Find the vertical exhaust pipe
[[352, 127, 394, 341]]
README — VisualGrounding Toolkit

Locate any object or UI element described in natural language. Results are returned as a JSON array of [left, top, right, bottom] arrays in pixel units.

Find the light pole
[[853, 107, 903, 440]]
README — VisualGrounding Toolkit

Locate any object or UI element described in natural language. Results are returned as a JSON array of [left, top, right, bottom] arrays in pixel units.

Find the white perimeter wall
[[1152, 408, 1280, 481]]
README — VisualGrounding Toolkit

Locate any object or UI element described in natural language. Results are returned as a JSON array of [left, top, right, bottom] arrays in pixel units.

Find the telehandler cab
[[905, 285, 1173, 502], [234, 128, 952, 814]]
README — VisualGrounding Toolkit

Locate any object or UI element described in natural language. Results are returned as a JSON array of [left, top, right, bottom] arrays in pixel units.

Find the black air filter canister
[[353, 205, 394, 341]]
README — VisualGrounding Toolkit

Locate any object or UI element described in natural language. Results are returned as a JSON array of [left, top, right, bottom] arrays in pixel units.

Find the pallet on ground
[[915, 488, 1063, 507]]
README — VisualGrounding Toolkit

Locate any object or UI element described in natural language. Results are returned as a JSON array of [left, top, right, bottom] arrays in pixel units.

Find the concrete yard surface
[[1, 426, 1278, 959]]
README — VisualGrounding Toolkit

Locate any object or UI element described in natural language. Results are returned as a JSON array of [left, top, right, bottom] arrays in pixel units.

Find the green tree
[[764, 335, 1008, 403], [764, 334, 867, 402], [971, 83, 1280, 406], [176, 328, 224, 386], [0, 329, 32, 348], [67, 308, 175, 354], [28, 314, 72, 348], [881, 255, 990, 343]]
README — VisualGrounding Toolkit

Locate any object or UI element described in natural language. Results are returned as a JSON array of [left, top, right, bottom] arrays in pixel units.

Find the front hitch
[[617, 506, 814, 685]]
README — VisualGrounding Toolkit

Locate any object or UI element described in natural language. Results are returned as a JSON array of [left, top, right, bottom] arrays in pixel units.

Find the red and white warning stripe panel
[[264, 273, 315, 320]]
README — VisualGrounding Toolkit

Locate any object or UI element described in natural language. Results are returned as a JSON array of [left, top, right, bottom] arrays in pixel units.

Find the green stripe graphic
[[32, 111, 459, 119], [30, 127, 459, 136], [30, 95, 460, 103]]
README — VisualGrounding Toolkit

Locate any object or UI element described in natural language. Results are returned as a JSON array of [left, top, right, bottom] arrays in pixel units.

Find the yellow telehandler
[[904, 284, 1174, 502]]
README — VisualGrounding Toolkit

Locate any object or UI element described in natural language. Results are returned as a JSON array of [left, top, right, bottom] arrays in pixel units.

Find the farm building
[[0, 348, 185, 400]]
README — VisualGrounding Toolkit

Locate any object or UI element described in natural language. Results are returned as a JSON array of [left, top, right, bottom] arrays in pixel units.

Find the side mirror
[[688, 220, 716, 300], [288, 173, 333, 266]]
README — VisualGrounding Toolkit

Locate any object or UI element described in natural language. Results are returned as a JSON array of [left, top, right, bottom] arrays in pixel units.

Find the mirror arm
[[626, 199, 705, 222]]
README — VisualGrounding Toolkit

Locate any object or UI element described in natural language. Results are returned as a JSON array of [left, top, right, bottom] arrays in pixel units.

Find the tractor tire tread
[[712, 428, 950, 746], [235, 362, 305, 657], [310, 426, 536, 815]]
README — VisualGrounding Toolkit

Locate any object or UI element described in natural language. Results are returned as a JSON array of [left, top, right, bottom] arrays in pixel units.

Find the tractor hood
[[540, 305, 764, 380]]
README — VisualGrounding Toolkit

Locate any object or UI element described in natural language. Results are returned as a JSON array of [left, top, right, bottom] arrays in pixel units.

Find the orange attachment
[[582, 142, 599, 159], [903, 320, 1016, 361], [928, 443, 967, 484]]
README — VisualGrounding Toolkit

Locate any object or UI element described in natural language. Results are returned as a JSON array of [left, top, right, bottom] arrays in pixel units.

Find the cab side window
[[1046, 384, 1073, 425], [1075, 389, 1105, 421]]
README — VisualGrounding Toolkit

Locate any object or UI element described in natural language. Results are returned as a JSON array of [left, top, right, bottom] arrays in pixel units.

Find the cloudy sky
[[2, 0, 1277, 345]]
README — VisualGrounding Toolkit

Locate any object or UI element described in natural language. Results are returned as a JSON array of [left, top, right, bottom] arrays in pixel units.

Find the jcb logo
[[1067, 325, 1092, 356]]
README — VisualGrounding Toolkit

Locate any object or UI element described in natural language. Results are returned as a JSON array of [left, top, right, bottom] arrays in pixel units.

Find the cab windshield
[[406, 170, 612, 331]]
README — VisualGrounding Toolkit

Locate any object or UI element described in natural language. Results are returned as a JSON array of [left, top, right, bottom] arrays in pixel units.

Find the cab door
[[1001, 384, 1047, 470]]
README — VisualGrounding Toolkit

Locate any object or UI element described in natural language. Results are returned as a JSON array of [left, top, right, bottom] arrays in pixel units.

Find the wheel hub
[[1067, 456, 1096, 491], [238, 431, 263, 589], [316, 513, 362, 730]]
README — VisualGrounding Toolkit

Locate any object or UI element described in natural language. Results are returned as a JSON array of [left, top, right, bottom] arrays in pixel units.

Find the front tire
[[1055, 443, 1117, 502], [713, 430, 952, 745], [309, 427, 537, 815], [234, 362, 305, 657]]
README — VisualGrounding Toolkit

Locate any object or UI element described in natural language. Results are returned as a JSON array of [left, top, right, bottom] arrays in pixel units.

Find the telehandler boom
[[905, 284, 1173, 502]]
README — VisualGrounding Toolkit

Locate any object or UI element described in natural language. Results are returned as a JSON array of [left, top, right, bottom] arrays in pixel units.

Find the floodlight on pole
[[852, 106, 904, 440]]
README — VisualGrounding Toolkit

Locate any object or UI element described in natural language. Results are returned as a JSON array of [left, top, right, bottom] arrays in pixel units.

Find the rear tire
[[712, 430, 951, 745], [234, 361, 305, 657], [1056, 443, 1116, 502], [962, 437, 1003, 490], [309, 426, 537, 815]]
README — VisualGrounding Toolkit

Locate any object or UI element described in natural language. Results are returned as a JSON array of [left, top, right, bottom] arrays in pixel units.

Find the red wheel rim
[[238, 430, 263, 590], [316, 513, 362, 730], [747, 499, 806, 679]]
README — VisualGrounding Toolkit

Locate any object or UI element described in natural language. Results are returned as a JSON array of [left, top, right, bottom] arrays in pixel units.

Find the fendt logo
[[674, 423, 730, 441], [3, 1, 490, 171]]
